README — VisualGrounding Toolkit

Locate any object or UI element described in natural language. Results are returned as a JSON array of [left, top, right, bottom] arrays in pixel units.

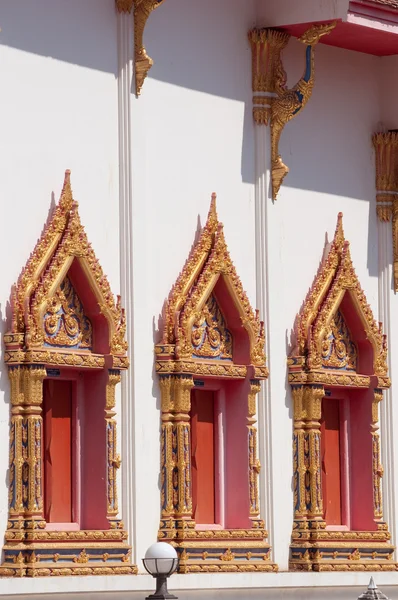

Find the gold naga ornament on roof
[[249, 21, 336, 200], [115, 0, 166, 96]]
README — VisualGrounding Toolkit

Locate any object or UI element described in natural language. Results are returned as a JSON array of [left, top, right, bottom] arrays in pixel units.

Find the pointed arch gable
[[158, 195, 266, 376], [163, 194, 219, 346], [308, 242, 387, 377], [290, 213, 388, 386], [288, 213, 395, 573], [13, 172, 73, 334], [6, 171, 127, 365], [295, 213, 345, 357]]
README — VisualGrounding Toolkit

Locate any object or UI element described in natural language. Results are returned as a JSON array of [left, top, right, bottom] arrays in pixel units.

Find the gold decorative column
[[372, 389, 384, 520], [8, 365, 46, 545], [248, 380, 261, 520], [248, 29, 289, 128], [248, 23, 335, 200], [373, 132, 398, 289], [159, 375, 194, 539], [291, 385, 324, 532], [106, 369, 122, 528]]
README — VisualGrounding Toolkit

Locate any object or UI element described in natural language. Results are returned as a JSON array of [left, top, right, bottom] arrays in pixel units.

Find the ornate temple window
[[155, 196, 277, 573], [0, 172, 137, 577], [288, 214, 396, 572]]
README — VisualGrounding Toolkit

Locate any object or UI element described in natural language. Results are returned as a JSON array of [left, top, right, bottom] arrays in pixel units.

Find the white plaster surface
[[0, 0, 397, 594], [256, 0, 350, 27], [379, 55, 398, 131], [0, 571, 397, 595], [0, 0, 121, 577]]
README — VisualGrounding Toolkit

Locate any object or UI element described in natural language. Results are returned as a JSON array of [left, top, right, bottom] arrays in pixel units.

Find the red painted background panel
[[43, 380, 73, 523], [321, 399, 342, 526], [191, 390, 215, 525]]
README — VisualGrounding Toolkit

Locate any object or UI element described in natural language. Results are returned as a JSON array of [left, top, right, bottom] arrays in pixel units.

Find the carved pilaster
[[105, 370, 122, 524], [248, 380, 261, 518], [373, 132, 398, 289], [160, 422, 174, 516], [176, 421, 191, 516], [372, 389, 384, 520], [8, 366, 46, 525], [249, 23, 335, 200], [159, 375, 194, 521], [292, 385, 324, 520], [115, 0, 133, 12]]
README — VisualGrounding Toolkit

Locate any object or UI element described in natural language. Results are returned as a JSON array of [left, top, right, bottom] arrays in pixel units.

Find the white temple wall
[[380, 55, 398, 130], [129, 0, 258, 565], [130, 0, 388, 572], [0, 0, 121, 551], [378, 53, 398, 554], [0, 0, 397, 592]]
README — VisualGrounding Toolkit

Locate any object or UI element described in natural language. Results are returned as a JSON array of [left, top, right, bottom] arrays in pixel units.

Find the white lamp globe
[[144, 542, 178, 576]]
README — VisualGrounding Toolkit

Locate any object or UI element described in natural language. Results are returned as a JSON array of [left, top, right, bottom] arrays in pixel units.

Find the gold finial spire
[[334, 212, 345, 250], [59, 169, 73, 212]]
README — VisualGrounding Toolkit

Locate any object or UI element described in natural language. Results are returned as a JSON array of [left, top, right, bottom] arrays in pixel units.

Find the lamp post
[[142, 542, 179, 600], [358, 577, 389, 600]]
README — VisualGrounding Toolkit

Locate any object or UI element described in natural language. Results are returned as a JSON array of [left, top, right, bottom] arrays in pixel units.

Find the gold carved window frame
[[155, 195, 277, 573], [287, 213, 394, 572], [1, 171, 136, 578]]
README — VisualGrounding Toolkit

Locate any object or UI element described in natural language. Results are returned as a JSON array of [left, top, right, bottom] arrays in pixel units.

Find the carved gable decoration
[[156, 194, 267, 379], [321, 310, 357, 371], [44, 276, 93, 350], [5, 171, 128, 368], [288, 213, 389, 389], [191, 294, 232, 361]]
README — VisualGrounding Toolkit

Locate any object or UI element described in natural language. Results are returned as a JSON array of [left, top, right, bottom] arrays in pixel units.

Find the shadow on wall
[[280, 41, 380, 200], [2, 0, 382, 279], [144, 0, 256, 186], [0, 0, 118, 75], [147, 1, 382, 206]]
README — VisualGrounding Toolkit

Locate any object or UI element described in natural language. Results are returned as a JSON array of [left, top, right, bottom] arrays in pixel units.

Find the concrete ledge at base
[[0, 572, 397, 596]]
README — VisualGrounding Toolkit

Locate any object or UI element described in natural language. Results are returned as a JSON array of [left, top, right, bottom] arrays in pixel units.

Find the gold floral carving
[[248, 29, 289, 94], [133, 0, 166, 96], [373, 132, 398, 290], [115, 0, 134, 12], [156, 195, 275, 572], [44, 276, 93, 349], [291, 213, 388, 379], [191, 294, 232, 360], [288, 213, 394, 572], [373, 132, 398, 193], [158, 194, 267, 369], [7, 171, 128, 359], [321, 310, 357, 371], [249, 23, 336, 200]]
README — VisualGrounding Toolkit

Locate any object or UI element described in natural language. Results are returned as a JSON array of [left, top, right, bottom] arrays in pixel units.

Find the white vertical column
[[377, 215, 398, 552], [254, 121, 275, 557], [117, 9, 136, 563]]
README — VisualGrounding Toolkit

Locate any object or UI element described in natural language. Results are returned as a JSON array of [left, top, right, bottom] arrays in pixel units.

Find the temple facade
[[0, 0, 398, 596]]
